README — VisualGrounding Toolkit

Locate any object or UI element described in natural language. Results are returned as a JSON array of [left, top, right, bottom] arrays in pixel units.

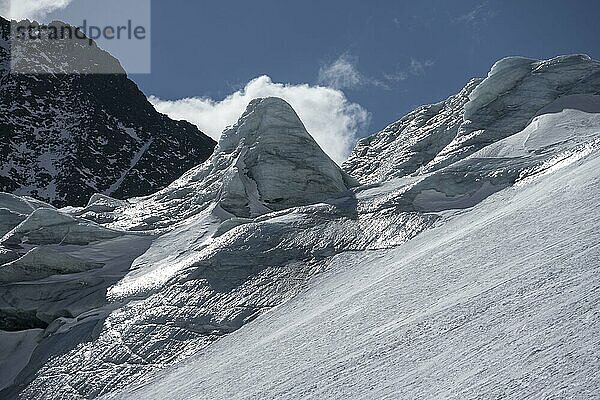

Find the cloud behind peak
[[150, 75, 370, 164]]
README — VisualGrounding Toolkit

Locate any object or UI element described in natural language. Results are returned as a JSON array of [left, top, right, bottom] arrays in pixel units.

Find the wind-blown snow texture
[[1, 54, 600, 399], [0, 17, 216, 207]]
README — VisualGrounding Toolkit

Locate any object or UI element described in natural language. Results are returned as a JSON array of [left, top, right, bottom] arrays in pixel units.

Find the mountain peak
[[95, 97, 358, 229], [0, 17, 127, 75], [218, 97, 313, 152], [0, 19, 216, 207], [216, 97, 357, 216]]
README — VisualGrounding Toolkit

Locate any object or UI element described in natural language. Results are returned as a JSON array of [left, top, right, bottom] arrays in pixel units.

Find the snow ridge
[[344, 54, 600, 183]]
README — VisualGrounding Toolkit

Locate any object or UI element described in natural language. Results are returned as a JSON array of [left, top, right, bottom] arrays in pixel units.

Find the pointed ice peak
[[218, 97, 313, 153], [215, 97, 358, 217]]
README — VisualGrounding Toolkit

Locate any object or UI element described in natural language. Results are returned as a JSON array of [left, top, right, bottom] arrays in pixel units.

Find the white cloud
[[383, 71, 408, 82], [318, 53, 434, 92], [318, 53, 389, 90], [380, 58, 434, 85], [408, 58, 435, 76], [455, 2, 496, 25], [318, 53, 364, 90], [149, 75, 370, 164], [1, 0, 74, 20]]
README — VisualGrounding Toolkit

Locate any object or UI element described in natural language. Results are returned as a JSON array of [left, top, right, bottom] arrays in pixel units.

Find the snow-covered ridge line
[[344, 54, 600, 184]]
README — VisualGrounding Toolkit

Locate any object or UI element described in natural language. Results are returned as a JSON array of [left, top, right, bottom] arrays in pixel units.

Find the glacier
[[0, 54, 599, 399]]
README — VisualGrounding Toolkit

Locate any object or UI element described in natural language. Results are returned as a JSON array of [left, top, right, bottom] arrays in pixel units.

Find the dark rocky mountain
[[0, 16, 216, 207]]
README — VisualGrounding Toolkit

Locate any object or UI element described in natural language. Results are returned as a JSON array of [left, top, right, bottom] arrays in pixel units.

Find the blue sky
[[132, 0, 600, 134], [7, 0, 600, 161]]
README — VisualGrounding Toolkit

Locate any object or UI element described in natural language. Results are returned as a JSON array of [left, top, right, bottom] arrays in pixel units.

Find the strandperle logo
[[8, 0, 151, 74], [14, 20, 147, 47]]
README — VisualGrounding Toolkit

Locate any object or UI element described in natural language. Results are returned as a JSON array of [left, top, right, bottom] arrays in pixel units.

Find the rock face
[[0, 16, 216, 207], [344, 55, 600, 183]]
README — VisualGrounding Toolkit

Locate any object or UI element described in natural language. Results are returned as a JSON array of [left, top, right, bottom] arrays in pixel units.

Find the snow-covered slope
[[0, 97, 367, 398], [0, 16, 216, 207], [113, 130, 600, 400], [1, 55, 600, 399]]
